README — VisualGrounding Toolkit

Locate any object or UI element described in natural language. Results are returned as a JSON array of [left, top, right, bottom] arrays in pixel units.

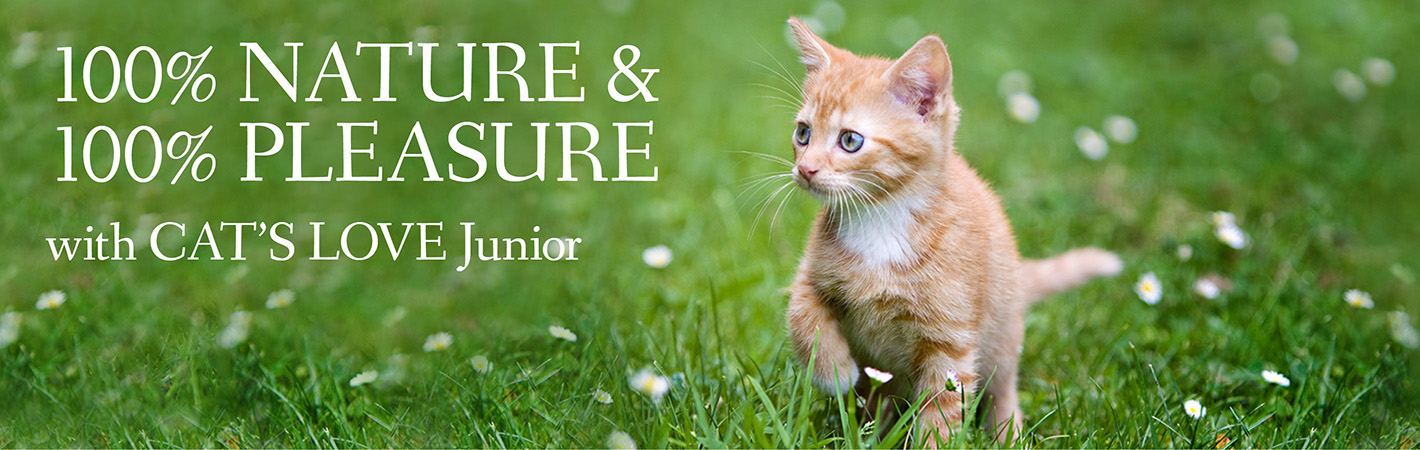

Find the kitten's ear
[[883, 35, 954, 118], [788, 17, 837, 73]]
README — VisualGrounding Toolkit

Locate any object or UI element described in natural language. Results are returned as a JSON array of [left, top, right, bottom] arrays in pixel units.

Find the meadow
[[1, 0, 1417, 448]]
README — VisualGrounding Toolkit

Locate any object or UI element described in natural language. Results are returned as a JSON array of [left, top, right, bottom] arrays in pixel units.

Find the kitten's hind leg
[[912, 341, 978, 449], [980, 318, 1026, 442]]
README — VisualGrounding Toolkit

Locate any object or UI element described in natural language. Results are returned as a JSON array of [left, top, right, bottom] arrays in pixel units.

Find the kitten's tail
[[1020, 247, 1123, 303]]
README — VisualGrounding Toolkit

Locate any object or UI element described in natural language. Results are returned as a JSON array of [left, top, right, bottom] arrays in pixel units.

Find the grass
[[2, 0, 1418, 448]]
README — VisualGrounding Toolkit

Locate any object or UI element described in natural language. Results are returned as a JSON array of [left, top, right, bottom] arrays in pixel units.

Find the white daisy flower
[[225, 264, 250, 284], [1215, 223, 1249, 249], [349, 370, 378, 387], [863, 366, 893, 384], [944, 369, 962, 392], [642, 245, 673, 269], [217, 311, 253, 349], [549, 325, 578, 342], [265, 289, 295, 309], [1193, 278, 1220, 299], [1134, 272, 1163, 305], [35, 290, 66, 310], [1256, 13, 1290, 38], [885, 16, 923, 50], [997, 70, 1033, 99], [607, 430, 637, 450], [1343, 289, 1373, 309], [593, 389, 614, 405], [382, 306, 407, 327], [1387, 312, 1419, 349], [1103, 115, 1138, 144], [1261, 370, 1291, 387], [1333, 69, 1366, 102], [1176, 244, 1194, 261], [600, 0, 634, 17], [1074, 127, 1109, 160], [0, 312, 21, 348], [470, 354, 492, 374], [811, 1, 846, 34], [412, 25, 438, 43], [1007, 92, 1041, 123], [423, 332, 453, 352], [629, 368, 670, 402], [382, 354, 410, 384], [1184, 399, 1206, 419], [1267, 36, 1299, 66], [1362, 57, 1395, 86], [1209, 211, 1237, 227], [9, 31, 40, 68]]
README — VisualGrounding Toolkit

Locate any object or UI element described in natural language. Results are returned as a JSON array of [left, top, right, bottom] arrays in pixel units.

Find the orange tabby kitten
[[782, 18, 1123, 445]]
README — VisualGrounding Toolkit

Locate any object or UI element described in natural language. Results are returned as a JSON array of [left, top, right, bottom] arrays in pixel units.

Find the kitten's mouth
[[793, 176, 850, 205]]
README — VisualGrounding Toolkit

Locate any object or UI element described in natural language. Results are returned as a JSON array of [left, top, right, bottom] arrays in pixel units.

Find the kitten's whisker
[[768, 181, 801, 232], [745, 41, 805, 97], [751, 84, 804, 106], [737, 174, 795, 207], [847, 173, 890, 198], [745, 57, 801, 94], [751, 180, 796, 234], [737, 172, 793, 187], [728, 150, 794, 167]]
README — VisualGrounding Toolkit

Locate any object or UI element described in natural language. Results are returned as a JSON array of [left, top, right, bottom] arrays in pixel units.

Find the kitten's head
[[786, 17, 959, 207]]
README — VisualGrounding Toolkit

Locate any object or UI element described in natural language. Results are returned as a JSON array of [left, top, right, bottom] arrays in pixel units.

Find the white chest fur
[[833, 194, 927, 267]]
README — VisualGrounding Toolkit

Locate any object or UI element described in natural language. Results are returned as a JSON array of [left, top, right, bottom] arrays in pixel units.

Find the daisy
[[382, 354, 410, 384], [629, 368, 670, 402], [1103, 115, 1138, 144], [1267, 36, 1299, 66], [382, 306, 407, 327], [1193, 278, 1220, 299], [863, 367, 893, 385], [811, 1, 845, 34], [1176, 244, 1193, 261], [265, 289, 295, 309], [1184, 399, 1206, 419], [1387, 312, 1419, 349], [1261, 370, 1291, 387], [470, 355, 492, 374], [642, 245, 673, 269], [35, 290, 66, 310], [1215, 223, 1249, 249], [997, 70, 1033, 99], [0, 312, 21, 348], [607, 431, 637, 450], [349, 370, 378, 387], [593, 389, 614, 405], [1134, 272, 1162, 305], [1209, 211, 1236, 227], [423, 332, 453, 352], [944, 369, 962, 392], [1343, 289, 1373, 309], [217, 311, 253, 349], [1074, 127, 1109, 160], [1362, 57, 1395, 86], [549, 325, 578, 342], [1333, 69, 1366, 102], [1007, 93, 1040, 123]]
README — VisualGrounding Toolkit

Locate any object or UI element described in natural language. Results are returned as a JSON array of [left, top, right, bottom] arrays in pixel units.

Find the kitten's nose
[[797, 164, 820, 181]]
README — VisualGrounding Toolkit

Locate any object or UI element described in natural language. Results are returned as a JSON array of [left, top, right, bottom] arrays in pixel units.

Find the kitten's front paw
[[811, 359, 859, 396]]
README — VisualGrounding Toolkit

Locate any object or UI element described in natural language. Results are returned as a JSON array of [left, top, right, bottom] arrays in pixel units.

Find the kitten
[[782, 17, 1123, 445]]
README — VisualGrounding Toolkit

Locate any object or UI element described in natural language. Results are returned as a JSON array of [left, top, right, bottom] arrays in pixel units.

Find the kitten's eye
[[839, 131, 865, 153], [793, 123, 811, 146]]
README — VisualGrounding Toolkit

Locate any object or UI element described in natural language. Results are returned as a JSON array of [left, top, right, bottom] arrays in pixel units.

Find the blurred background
[[1, 0, 1416, 447]]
